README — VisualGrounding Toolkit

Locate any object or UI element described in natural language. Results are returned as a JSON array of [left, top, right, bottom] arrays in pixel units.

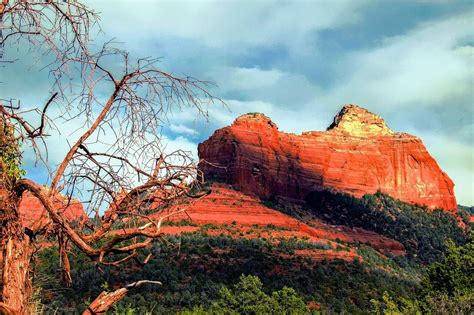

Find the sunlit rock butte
[[198, 104, 457, 211]]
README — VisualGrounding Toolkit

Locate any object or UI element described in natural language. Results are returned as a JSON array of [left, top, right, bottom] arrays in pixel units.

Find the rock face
[[18, 191, 88, 229], [198, 105, 457, 211]]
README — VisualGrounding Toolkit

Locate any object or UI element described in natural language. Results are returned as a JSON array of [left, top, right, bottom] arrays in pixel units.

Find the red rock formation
[[468, 214, 474, 224], [18, 191, 88, 229], [151, 183, 405, 256], [198, 105, 457, 211]]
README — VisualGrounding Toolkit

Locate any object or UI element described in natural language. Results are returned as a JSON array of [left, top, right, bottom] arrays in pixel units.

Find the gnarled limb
[[14, 178, 207, 266], [58, 230, 72, 287], [0, 175, 33, 314], [1, 2, 221, 312], [82, 280, 162, 314]]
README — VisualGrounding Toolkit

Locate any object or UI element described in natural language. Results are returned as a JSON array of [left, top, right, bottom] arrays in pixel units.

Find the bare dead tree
[[0, 1, 219, 313]]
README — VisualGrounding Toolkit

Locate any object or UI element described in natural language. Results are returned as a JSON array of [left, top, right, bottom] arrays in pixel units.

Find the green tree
[[422, 233, 473, 297], [184, 275, 309, 315], [271, 287, 310, 314], [371, 234, 474, 314], [370, 291, 422, 315]]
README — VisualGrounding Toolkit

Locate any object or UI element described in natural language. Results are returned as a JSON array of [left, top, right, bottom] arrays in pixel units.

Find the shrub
[[184, 275, 309, 315], [306, 189, 469, 264]]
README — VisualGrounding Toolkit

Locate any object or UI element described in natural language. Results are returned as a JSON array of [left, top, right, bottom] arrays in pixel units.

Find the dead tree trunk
[[83, 280, 161, 314], [0, 189, 33, 314]]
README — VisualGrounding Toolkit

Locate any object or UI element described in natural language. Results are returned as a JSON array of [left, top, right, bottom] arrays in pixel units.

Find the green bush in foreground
[[181, 275, 309, 315], [371, 233, 474, 314], [422, 233, 473, 297]]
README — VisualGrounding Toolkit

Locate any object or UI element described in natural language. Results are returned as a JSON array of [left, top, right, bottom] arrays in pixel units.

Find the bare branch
[[83, 280, 162, 314], [0, 1, 223, 312]]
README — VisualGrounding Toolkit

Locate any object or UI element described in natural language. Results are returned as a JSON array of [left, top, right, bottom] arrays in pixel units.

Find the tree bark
[[59, 231, 73, 287], [82, 280, 161, 314], [0, 190, 33, 315], [82, 288, 129, 314]]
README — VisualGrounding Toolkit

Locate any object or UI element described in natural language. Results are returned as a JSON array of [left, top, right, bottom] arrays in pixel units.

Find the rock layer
[[152, 183, 405, 256], [19, 191, 88, 229], [198, 105, 457, 211]]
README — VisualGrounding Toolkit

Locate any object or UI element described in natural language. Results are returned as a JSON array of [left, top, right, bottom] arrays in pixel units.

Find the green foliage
[[183, 275, 309, 315], [370, 291, 422, 315], [271, 287, 314, 314], [422, 232, 473, 297], [29, 183, 471, 313], [306, 190, 469, 264], [112, 303, 139, 315], [0, 120, 25, 182], [34, 233, 419, 313], [458, 205, 474, 215], [276, 237, 332, 253], [371, 235, 474, 314], [371, 290, 474, 315]]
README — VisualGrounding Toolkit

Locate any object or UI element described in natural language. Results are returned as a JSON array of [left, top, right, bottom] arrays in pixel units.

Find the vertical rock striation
[[198, 105, 457, 211]]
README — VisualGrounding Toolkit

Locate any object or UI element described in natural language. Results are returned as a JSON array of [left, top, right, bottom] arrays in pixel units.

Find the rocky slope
[[152, 183, 405, 257], [198, 105, 457, 211]]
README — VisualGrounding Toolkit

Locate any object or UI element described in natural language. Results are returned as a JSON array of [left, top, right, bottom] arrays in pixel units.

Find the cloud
[[420, 132, 474, 206], [204, 98, 327, 134], [208, 66, 320, 108], [212, 67, 284, 91], [6, 1, 472, 205], [314, 13, 473, 108], [169, 123, 199, 136], [161, 135, 197, 155], [90, 0, 367, 50]]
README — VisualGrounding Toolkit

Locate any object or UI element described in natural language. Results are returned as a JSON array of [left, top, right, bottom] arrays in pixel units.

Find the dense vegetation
[[305, 190, 469, 264], [33, 232, 418, 313], [371, 233, 473, 314], [29, 189, 472, 313], [182, 274, 309, 314], [459, 204, 474, 215]]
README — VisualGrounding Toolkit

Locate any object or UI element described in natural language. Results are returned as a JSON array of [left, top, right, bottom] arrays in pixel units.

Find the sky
[[1, 0, 473, 205]]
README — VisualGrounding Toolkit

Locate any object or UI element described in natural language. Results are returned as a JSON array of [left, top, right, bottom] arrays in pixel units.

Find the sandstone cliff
[[19, 191, 88, 229], [198, 105, 457, 211]]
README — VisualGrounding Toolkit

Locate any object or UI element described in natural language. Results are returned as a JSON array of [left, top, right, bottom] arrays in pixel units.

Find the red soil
[[468, 214, 474, 224], [294, 249, 361, 262], [154, 183, 405, 258]]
